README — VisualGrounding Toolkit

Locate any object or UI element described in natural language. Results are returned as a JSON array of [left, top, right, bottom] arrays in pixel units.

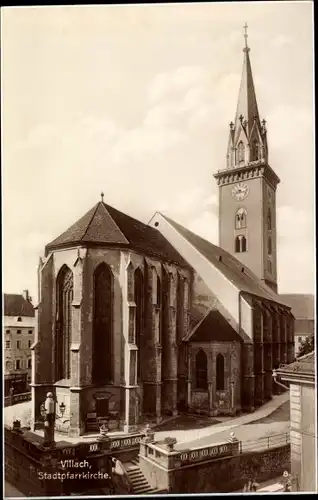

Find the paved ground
[[175, 400, 290, 450], [236, 476, 286, 493], [155, 392, 289, 445], [4, 392, 289, 448], [4, 482, 25, 498]]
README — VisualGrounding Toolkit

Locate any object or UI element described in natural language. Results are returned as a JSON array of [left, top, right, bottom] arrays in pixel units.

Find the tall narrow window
[[235, 208, 247, 229], [156, 275, 161, 307], [241, 235, 247, 252], [92, 263, 113, 385], [235, 235, 247, 253], [195, 349, 208, 390], [238, 141, 245, 162], [216, 354, 225, 391], [268, 236, 272, 255], [267, 208, 272, 230], [134, 268, 144, 380], [252, 139, 260, 161], [56, 265, 73, 381]]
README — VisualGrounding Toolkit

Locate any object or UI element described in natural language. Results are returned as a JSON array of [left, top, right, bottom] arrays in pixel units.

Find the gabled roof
[[276, 351, 315, 382], [45, 201, 188, 268], [185, 309, 242, 343], [279, 294, 315, 320], [4, 294, 35, 317], [161, 214, 290, 307]]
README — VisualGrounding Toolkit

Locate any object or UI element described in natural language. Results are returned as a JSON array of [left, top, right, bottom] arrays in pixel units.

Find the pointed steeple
[[226, 24, 268, 169]]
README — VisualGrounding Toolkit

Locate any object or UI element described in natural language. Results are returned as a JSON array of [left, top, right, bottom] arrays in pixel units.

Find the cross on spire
[[243, 23, 248, 48]]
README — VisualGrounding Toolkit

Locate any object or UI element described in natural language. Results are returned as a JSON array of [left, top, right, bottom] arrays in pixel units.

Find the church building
[[31, 31, 294, 437]]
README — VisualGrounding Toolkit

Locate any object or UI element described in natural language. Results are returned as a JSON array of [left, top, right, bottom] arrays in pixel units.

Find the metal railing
[[4, 392, 32, 407], [240, 432, 290, 453]]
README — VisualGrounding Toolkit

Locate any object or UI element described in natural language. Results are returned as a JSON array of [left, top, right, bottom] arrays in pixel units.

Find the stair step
[[131, 477, 148, 485], [134, 486, 154, 493]]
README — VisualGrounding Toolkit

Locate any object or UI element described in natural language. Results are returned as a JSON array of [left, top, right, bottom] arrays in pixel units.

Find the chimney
[[22, 290, 29, 301]]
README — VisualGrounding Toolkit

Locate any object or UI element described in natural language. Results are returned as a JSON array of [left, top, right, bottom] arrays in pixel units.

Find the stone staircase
[[124, 458, 163, 495]]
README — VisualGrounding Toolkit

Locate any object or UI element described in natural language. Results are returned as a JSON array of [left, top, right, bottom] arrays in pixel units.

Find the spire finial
[[101, 192, 104, 202], [243, 23, 248, 47]]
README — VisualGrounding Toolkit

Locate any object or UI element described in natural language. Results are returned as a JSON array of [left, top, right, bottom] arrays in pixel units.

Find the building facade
[[280, 294, 315, 356], [4, 291, 35, 396], [276, 353, 316, 492], [214, 32, 278, 293], [32, 33, 295, 437]]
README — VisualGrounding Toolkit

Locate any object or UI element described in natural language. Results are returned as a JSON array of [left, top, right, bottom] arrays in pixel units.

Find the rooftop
[[4, 294, 35, 318], [185, 309, 243, 343], [279, 294, 315, 320], [161, 214, 291, 308], [45, 201, 189, 268], [277, 351, 315, 382]]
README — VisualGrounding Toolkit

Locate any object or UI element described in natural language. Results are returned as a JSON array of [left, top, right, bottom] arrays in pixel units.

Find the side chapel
[[31, 30, 294, 437]]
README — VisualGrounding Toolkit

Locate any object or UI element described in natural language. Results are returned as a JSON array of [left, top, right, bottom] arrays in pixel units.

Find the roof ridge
[[80, 202, 100, 242]]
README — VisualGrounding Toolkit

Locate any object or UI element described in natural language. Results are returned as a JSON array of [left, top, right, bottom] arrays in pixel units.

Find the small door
[[96, 397, 109, 418]]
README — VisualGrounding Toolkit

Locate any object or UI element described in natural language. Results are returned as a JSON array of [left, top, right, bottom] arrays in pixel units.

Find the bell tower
[[214, 25, 279, 293]]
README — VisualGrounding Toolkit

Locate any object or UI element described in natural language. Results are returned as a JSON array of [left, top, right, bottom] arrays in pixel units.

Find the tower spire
[[226, 24, 268, 168]]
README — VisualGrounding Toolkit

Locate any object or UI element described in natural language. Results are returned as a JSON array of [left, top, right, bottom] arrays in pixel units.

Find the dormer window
[[17, 317, 22, 322], [237, 142, 245, 163]]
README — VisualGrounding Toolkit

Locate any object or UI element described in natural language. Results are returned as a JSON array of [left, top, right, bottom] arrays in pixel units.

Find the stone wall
[[171, 445, 290, 493], [139, 439, 290, 494]]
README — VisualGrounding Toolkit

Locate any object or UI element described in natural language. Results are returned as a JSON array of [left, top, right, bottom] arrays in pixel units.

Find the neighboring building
[[4, 290, 35, 396], [275, 353, 316, 492], [31, 32, 295, 437], [279, 294, 315, 355]]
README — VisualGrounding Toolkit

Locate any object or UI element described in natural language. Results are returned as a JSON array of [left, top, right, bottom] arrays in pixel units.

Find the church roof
[[185, 309, 242, 343], [45, 201, 189, 267], [161, 214, 290, 307], [279, 294, 315, 320], [4, 294, 35, 317]]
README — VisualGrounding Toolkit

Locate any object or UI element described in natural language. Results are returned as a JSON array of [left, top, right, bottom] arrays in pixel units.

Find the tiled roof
[[4, 294, 35, 317], [185, 309, 242, 342], [45, 201, 188, 268], [277, 351, 315, 380], [279, 294, 315, 320], [162, 215, 290, 307]]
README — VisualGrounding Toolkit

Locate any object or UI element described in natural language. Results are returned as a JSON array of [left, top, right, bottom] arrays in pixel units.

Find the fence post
[[267, 436, 270, 449]]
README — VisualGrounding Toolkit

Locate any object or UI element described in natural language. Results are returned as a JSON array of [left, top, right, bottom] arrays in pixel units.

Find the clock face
[[231, 183, 249, 201]]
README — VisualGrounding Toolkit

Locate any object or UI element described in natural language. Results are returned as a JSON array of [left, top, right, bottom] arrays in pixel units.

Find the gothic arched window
[[92, 263, 113, 385], [235, 235, 247, 253], [235, 207, 247, 229], [56, 265, 73, 381], [237, 141, 245, 162], [268, 236, 272, 255], [134, 268, 144, 380], [252, 139, 260, 161], [267, 208, 272, 230], [195, 349, 208, 390], [216, 353, 225, 391]]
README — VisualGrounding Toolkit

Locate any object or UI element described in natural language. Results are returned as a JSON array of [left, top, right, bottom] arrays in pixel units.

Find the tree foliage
[[297, 334, 314, 358]]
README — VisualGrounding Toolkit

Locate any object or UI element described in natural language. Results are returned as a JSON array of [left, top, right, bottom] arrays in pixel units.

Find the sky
[[2, 2, 315, 302]]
